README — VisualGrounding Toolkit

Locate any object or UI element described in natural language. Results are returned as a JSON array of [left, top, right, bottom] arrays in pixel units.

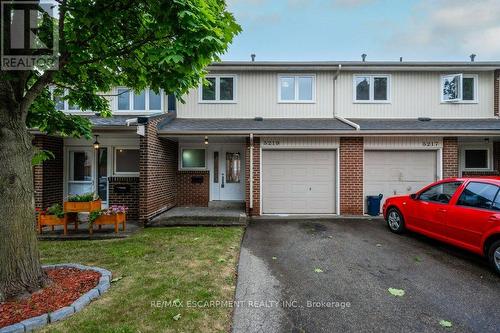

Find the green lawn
[[38, 227, 244, 333]]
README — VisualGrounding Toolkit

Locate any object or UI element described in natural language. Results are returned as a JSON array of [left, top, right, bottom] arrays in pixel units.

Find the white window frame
[[114, 87, 164, 112], [179, 147, 207, 170], [50, 87, 82, 112], [440, 74, 478, 104], [198, 75, 237, 103], [113, 147, 140, 176], [460, 144, 492, 172], [277, 74, 316, 103], [353, 74, 391, 103]]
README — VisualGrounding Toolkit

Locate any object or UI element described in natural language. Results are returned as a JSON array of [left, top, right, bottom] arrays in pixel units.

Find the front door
[[67, 148, 94, 196], [210, 146, 245, 201]]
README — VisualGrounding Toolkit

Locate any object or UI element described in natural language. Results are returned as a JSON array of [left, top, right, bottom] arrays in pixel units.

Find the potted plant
[[89, 205, 128, 234], [64, 192, 101, 212], [37, 204, 69, 235]]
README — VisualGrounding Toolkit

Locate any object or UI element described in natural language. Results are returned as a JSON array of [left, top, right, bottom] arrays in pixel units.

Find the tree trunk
[[0, 104, 46, 302]]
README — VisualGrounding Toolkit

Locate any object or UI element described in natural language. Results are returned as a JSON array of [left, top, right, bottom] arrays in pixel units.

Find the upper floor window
[[116, 88, 163, 111], [199, 75, 237, 103], [353, 74, 390, 103], [441, 74, 478, 103], [52, 88, 80, 111], [278, 75, 315, 103]]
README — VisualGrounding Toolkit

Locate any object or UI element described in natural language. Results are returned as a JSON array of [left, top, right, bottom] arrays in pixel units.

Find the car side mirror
[[410, 193, 417, 200]]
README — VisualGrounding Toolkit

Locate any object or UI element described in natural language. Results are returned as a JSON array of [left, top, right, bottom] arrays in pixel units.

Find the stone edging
[[0, 264, 111, 333]]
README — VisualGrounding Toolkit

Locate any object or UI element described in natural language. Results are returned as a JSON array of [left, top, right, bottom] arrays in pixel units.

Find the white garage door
[[364, 150, 438, 210], [262, 150, 336, 214]]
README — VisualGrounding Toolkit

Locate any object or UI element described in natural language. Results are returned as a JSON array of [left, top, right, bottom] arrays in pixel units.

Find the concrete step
[[208, 201, 245, 209]]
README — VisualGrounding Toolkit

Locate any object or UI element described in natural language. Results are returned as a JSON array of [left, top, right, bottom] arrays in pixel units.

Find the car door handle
[[438, 208, 447, 213]]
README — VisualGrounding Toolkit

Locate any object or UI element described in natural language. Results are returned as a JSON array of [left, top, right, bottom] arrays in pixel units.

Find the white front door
[[67, 148, 94, 196], [210, 146, 245, 201]]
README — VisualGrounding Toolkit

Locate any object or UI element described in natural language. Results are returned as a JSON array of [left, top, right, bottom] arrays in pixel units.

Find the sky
[[223, 0, 500, 62]]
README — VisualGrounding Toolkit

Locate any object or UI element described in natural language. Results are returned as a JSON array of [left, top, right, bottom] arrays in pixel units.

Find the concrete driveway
[[232, 218, 500, 333]]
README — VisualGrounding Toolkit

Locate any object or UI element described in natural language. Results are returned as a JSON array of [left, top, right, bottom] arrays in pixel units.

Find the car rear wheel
[[386, 208, 405, 234], [487, 240, 500, 275]]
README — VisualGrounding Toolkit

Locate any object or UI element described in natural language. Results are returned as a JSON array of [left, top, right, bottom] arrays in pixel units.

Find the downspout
[[332, 64, 361, 130], [249, 133, 254, 209]]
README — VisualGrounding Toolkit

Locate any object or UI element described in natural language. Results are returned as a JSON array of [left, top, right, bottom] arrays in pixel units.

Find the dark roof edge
[[137, 112, 168, 124]]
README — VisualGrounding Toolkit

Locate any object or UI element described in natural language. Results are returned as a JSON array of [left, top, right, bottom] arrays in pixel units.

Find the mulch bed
[[0, 268, 100, 328]]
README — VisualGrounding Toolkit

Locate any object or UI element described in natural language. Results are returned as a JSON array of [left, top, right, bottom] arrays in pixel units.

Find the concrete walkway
[[232, 218, 500, 333]]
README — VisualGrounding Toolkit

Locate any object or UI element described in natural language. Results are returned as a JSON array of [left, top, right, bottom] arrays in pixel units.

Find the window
[[181, 149, 206, 169], [463, 148, 490, 170], [226, 152, 241, 183], [199, 75, 236, 102], [457, 182, 499, 210], [116, 88, 163, 111], [419, 181, 463, 204], [441, 74, 477, 103], [278, 75, 315, 102], [51, 87, 80, 111], [115, 148, 139, 174], [353, 75, 390, 102]]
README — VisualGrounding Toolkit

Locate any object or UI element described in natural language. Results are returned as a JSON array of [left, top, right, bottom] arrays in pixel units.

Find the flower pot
[[64, 199, 102, 213], [91, 213, 126, 234], [38, 214, 71, 235]]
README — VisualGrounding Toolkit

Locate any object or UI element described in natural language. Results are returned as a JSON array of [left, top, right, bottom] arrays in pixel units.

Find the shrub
[[67, 193, 98, 202]]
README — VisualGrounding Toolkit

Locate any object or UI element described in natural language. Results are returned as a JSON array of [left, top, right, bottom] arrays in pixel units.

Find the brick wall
[[340, 137, 363, 215], [139, 116, 178, 223], [245, 137, 260, 216], [108, 177, 139, 220], [494, 70, 499, 117], [443, 137, 459, 179], [33, 135, 64, 210], [177, 171, 209, 206]]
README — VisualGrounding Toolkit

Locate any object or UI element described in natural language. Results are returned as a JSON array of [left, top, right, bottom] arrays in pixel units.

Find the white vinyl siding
[[336, 71, 493, 119], [178, 71, 333, 118]]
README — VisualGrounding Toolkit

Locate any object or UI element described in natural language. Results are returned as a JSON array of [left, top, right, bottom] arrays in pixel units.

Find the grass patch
[[38, 227, 244, 333]]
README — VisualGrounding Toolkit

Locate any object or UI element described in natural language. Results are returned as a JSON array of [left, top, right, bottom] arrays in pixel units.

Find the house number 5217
[[422, 141, 439, 147]]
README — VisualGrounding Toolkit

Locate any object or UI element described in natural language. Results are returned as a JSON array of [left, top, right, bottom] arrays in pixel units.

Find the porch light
[[93, 135, 100, 149], [204, 136, 209, 145]]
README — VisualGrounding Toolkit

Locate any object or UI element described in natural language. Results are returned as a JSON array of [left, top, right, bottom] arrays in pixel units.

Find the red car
[[383, 177, 500, 275]]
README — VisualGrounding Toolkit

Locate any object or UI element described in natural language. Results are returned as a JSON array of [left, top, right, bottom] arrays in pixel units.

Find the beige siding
[[177, 71, 335, 118], [336, 71, 494, 119]]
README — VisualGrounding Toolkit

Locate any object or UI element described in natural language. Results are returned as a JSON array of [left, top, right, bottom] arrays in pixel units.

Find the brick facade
[[108, 177, 140, 220], [176, 171, 210, 206], [443, 137, 459, 179], [339, 137, 364, 215], [139, 115, 178, 223], [33, 135, 64, 210], [245, 137, 261, 216]]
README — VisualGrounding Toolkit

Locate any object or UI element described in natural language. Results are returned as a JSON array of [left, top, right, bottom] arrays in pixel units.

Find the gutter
[[331, 64, 361, 131]]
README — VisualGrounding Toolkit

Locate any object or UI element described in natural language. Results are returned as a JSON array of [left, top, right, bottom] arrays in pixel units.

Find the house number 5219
[[264, 140, 280, 146]]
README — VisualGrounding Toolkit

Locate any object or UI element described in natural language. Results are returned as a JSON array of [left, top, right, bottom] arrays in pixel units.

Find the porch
[[148, 201, 247, 226]]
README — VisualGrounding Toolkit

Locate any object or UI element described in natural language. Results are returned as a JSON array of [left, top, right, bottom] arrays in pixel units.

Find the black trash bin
[[367, 194, 383, 216]]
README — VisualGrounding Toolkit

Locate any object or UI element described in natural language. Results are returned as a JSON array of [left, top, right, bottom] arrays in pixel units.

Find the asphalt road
[[232, 218, 500, 333]]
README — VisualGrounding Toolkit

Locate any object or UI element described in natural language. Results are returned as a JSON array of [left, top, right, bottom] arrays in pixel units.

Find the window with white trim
[[114, 148, 140, 174], [181, 148, 206, 169], [51, 88, 80, 111], [463, 147, 491, 170], [199, 75, 236, 102], [441, 74, 478, 103], [116, 88, 163, 111], [353, 75, 390, 102], [278, 75, 315, 102]]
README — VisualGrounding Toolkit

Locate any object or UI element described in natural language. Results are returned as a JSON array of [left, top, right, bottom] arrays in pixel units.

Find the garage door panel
[[365, 150, 437, 211], [263, 150, 336, 214]]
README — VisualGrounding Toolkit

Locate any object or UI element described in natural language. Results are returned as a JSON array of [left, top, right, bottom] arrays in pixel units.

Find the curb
[[0, 264, 111, 333]]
